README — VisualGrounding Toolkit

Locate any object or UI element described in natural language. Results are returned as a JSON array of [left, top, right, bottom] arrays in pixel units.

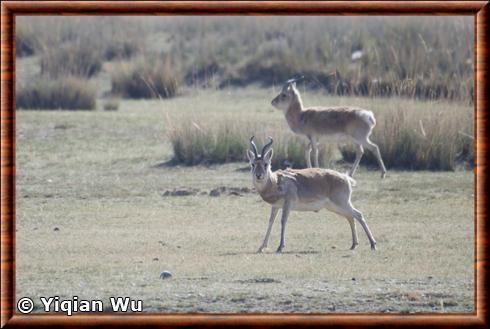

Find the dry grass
[[166, 89, 473, 171], [340, 103, 474, 170], [16, 25, 40, 57], [167, 117, 334, 168], [111, 56, 182, 99], [15, 97, 474, 312], [16, 16, 474, 102], [40, 42, 103, 78], [16, 76, 96, 110]]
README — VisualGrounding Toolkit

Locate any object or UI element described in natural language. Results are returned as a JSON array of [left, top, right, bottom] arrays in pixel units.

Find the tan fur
[[248, 141, 377, 253], [272, 84, 386, 178]]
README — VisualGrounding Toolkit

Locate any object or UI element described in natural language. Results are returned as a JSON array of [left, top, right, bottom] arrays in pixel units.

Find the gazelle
[[247, 136, 377, 253], [271, 78, 387, 178]]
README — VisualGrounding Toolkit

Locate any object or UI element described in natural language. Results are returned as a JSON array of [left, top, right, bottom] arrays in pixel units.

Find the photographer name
[[40, 296, 142, 315]]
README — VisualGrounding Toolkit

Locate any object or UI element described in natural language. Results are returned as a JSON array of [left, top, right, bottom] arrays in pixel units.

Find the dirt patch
[[235, 278, 281, 284]]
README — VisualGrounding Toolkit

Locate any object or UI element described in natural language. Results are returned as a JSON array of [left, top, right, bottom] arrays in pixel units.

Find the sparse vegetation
[[104, 39, 142, 61], [16, 77, 96, 110], [40, 42, 103, 78], [102, 98, 120, 111], [111, 56, 182, 99], [16, 16, 474, 102], [340, 105, 474, 170], [168, 118, 334, 168], [16, 26, 40, 57], [166, 91, 473, 171]]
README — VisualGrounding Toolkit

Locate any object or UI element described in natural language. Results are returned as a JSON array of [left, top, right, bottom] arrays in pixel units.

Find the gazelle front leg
[[276, 200, 292, 253], [305, 138, 313, 168], [349, 143, 364, 177], [311, 136, 319, 168], [257, 207, 279, 253]]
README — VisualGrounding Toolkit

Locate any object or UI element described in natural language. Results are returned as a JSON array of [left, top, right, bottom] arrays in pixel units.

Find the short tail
[[360, 110, 376, 127]]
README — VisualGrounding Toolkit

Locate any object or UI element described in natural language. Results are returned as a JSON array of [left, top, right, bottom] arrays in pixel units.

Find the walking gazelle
[[271, 77, 387, 178], [247, 136, 377, 252]]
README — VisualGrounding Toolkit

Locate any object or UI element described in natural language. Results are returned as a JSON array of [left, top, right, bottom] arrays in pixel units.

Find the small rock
[[160, 271, 172, 279], [53, 227, 60, 231], [153, 257, 159, 261], [351, 277, 356, 281]]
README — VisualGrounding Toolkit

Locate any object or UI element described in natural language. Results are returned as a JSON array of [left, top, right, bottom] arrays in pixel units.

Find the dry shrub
[[340, 103, 473, 170], [16, 76, 96, 110], [104, 40, 141, 61], [40, 42, 103, 78], [167, 118, 334, 168], [111, 56, 182, 99], [16, 26, 40, 57]]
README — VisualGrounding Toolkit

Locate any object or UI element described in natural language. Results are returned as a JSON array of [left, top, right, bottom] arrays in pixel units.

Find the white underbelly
[[319, 133, 352, 143], [293, 200, 328, 212], [271, 198, 341, 213]]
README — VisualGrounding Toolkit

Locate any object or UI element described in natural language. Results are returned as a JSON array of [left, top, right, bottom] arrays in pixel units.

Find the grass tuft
[[16, 26, 40, 57], [167, 117, 334, 168], [111, 55, 182, 99], [340, 104, 473, 170], [16, 76, 96, 110], [40, 42, 103, 78]]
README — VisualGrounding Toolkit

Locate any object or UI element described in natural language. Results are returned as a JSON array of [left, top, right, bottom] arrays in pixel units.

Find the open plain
[[16, 88, 474, 313]]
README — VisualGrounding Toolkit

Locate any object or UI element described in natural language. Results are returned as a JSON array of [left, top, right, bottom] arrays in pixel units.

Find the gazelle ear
[[264, 148, 274, 162], [247, 149, 256, 163]]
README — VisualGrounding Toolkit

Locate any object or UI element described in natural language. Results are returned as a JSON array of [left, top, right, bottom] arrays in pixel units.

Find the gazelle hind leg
[[328, 199, 375, 250], [347, 217, 359, 250], [351, 206, 377, 250], [362, 138, 386, 178]]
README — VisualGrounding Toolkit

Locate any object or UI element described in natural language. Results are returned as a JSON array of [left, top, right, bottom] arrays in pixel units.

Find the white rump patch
[[359, 110, 376, 127]]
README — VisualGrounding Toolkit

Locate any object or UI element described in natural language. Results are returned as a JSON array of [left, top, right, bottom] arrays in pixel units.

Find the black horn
[[249, 136, 259, 158], [261, 137, 274, 157], [282, 75, 305, 91]]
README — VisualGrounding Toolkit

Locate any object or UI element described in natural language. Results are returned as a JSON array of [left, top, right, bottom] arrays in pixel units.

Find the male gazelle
[[247, 136, 377, 253], [271, 78, 387, 178]]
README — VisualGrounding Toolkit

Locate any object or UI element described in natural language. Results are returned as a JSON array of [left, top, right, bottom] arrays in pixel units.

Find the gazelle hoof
[[381, 172, 386, 179], [276, 246, 284, 253], [257, 247, 265, 254], [371, 243, 377, 251], [350, 243, 358, 250]]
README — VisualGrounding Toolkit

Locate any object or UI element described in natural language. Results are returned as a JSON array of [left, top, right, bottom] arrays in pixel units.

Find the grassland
[[15, 88, 474, 313], [16, 16, 473, 102]]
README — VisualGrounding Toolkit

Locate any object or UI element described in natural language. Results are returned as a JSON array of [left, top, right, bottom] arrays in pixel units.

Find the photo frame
[[1, 1, 488, 327]]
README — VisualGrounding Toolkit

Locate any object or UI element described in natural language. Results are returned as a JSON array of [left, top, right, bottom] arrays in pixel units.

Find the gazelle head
[[271, 76, 303, 111], [247, 136, 274, 183]]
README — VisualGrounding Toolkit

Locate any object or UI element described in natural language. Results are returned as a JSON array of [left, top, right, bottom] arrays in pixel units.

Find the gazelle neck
[[285, 93, 304, 130], [253, 170, 278, 194]]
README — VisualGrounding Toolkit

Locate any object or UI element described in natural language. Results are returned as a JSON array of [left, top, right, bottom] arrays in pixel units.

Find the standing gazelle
[[271, 78, 387, 178], [247, 136, 377, 252]]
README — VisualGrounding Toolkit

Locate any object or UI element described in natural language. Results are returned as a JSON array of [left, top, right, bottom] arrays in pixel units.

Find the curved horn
[[249, 136, 259, 158], [285, 75, 305, 85], [261, 137, 274, 157], [282, 75, 305, 91]]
